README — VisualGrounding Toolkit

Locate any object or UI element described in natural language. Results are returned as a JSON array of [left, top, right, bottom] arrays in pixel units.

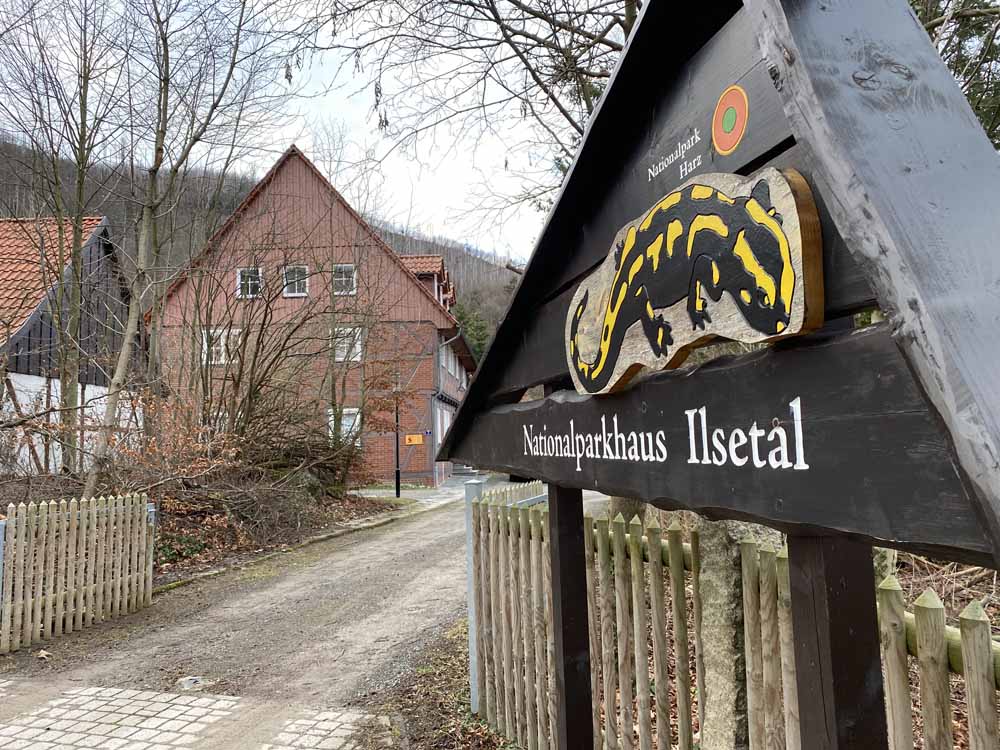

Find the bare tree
[[82, 0, 318, 497], [326, 1, 639, 212], [0, 0, 131, 471]]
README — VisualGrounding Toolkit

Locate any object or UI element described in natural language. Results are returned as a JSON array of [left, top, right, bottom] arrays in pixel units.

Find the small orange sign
[[404, 434, 424, 446]]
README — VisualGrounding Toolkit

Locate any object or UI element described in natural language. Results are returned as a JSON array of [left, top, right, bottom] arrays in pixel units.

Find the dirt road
[[1, 498, 469, 709]]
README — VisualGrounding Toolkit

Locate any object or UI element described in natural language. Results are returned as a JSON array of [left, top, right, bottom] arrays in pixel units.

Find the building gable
[[161, 146, 458, 332]]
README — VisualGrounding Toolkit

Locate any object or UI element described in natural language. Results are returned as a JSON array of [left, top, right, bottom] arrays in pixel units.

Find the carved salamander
[[568, 179, 796, 394]]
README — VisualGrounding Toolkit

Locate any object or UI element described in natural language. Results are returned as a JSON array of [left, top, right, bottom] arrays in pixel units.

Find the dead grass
[[355, 619, 513, 750]]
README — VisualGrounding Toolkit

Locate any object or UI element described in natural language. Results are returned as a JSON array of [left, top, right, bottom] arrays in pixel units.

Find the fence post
[[0, 519, 5, 653], [465, 478, 486, 714]]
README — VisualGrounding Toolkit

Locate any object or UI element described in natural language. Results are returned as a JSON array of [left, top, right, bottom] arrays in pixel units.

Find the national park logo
[[712, 84, 749, 156], [565, 168, 824, 395]]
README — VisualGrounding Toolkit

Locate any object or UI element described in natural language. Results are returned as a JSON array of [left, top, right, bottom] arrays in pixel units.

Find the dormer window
[[237, 267, 263, 299]]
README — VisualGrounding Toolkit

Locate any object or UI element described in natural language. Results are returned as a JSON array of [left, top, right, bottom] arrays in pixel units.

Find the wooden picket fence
[[0, 495, 155, 654], [470, 496, 702, 750], [741, 540, 1000, 750]]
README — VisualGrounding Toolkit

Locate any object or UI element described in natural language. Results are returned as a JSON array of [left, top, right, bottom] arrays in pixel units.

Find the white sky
[[260, 55, 552, 264]]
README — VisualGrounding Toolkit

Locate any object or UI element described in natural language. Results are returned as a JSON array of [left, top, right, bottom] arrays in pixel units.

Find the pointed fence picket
[[470, 498, 1000, 750], [741, 539, 1000, 750], [469, 485, 702, 750], [0, 494, 156, 653]]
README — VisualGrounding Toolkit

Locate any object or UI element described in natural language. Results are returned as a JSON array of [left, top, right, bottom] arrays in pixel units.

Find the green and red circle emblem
[[712, 84, 749, 156]]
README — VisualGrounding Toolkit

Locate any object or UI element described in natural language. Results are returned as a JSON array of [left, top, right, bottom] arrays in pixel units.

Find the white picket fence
[[0, 495, 156, 654]]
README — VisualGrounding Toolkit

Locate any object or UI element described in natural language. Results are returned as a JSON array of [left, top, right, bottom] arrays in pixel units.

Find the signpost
[[438, 1, 1000, 747]]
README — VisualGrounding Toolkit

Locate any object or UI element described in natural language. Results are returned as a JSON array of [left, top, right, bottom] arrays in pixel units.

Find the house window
[[333, 264, 357, 296], [202, 328, 240, 365], [330, 407, 361, 443], [282, 265, 308, 297], [237, 267, 263, 298], [333, 326, 363, 362]]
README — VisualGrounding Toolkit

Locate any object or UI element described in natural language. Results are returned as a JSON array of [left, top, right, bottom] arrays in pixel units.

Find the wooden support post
[[546, 484, 593, 750], [787, 536, 887, 750]]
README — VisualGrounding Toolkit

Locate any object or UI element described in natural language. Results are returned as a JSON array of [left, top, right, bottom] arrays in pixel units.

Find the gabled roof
[[0, 217, 106, 338], [159, 145, 459, 332]]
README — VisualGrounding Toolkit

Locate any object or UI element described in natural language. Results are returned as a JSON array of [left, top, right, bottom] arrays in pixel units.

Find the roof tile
[[0, 217, 104, 335]]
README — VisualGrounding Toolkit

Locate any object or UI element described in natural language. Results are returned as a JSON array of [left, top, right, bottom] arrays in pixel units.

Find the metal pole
[[465, 479, 485, 713], [395, 399, 401, 498]]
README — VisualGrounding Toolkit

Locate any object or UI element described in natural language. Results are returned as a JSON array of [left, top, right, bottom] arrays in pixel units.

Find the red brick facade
[[157, 146, 474, 486]]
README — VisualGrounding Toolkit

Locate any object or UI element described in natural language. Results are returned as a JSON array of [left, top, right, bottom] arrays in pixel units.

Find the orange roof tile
[[0, 217, 105, 336], [400, 255, 446, 276]]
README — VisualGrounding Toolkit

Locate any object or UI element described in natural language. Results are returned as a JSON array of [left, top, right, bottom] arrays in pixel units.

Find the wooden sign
[[404, 433, 424, 446], [454, 324, 993, 566], [567, 168, 823, 394], [437, 1, 1000, 748]]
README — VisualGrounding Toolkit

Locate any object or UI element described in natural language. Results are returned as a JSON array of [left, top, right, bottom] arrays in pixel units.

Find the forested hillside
[[377, 224, 520, 358], [0, 130, 519, 360]]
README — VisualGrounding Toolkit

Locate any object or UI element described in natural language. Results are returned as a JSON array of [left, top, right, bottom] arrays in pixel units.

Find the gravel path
[[0, 498, 468, 710]]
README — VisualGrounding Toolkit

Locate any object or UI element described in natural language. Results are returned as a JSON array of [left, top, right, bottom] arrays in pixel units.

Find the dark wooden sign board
[[439, 1, 1000, 748]]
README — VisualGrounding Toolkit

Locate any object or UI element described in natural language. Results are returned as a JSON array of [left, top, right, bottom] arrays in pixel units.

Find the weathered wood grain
[[103, 496, 115, 620], [0, 506, 14, 653], [23, 502, 37, 644], [595, 517, 618, 750], [775, 547, 800, 750], [129, 495, 140, 613], [33, 501, 47, 642], [787, 536, 887, 750], [914, 589, 952, 750], [741, 540, 764, 750], [959, 601, 999, 750], [668, 522, 693, 750], [520, 507, 539, 750], [745, 0, 1000, 566], [450, 325, 994, 565], [74, 498, 88, 631], [628, 517, 652, 750], [143, 495, 154, 606], [11, 503, 24, 651], [583, 515, 602, 750], [86, 500, 97, 627], [509, 506, 525, 746], [55, 499, 67, 636], [542, 510, 558, 750], [878, 576, 913, 750], [531, 509, 550, 750], [612, 514, 635, 750], [646, 518, 671, 750], [479, 502, 496, 728], [759, 545, 785, 750], [546, 490, 593, 750]]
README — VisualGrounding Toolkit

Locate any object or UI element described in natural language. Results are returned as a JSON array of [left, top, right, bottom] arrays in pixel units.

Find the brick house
[[156, 145, 475, 486]]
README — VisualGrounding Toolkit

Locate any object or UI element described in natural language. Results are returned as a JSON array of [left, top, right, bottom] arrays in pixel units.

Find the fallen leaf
[[35, 650, 52, 660]]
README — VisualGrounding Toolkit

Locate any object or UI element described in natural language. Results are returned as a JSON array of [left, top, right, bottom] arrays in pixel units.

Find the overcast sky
[[262, 54, 552, 264]]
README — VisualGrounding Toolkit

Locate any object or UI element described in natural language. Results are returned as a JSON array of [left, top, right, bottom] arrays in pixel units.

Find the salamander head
[[732, 180, 795, 335]]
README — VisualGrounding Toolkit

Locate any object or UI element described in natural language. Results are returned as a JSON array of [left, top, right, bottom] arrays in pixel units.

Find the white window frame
[[236, 267, 263, 299], [282, 264, 309, 298], [333, 263, 357, 296], [330, 407, 362, 443], [202, 327, 240, 366], [333, 326, 363, 362]]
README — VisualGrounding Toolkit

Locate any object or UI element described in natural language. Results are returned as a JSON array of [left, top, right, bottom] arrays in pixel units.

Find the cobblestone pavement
[[0, 682, 392, 749]]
